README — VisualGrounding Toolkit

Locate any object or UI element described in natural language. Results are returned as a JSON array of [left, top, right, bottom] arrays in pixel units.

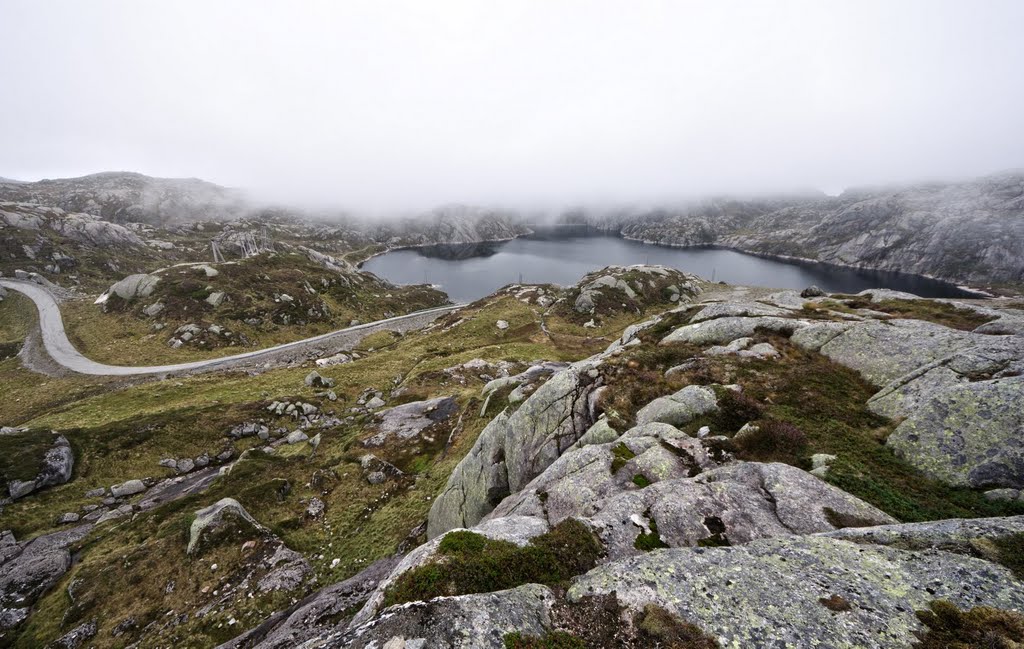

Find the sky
[[1, 0, 1023, 212]]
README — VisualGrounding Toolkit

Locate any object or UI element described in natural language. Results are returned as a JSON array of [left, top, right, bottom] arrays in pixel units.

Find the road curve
[[0, 279, 463, 377]]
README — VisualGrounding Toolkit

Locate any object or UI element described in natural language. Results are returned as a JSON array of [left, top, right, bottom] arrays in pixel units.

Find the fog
[[1, 0, 1022, 212]]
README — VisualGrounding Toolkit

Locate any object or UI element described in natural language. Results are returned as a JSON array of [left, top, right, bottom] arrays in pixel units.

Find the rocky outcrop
[[322, 584, 556, 649], [99, 273, 161, 302], [187, 498, 269, 556], [0, 172, 247, 225], [0, 202, 145, 247], [363, 397, 459, 447], [564, 265, 703, 319], [218, 556, 402, 649], [426, 359, 605, 538], [568, 535, 1024, 648], [0, 525, 92, 630], [487, 421, 894, 559], [822, 514, 1024, 554], [6, 435, 74, 500], [887, 376, 1024, 489], [352, 516, 549, 627]]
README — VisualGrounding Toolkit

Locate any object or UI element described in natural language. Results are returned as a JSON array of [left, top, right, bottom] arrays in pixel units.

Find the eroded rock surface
[[568, 535, 1024, 649]]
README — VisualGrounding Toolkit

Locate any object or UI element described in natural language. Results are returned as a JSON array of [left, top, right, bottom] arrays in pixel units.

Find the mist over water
[[362, 232, 973, 303]]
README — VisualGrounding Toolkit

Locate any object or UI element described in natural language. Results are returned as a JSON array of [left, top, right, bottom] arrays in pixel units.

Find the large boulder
[[0, 525, 92, 629], [568, 535, 1024, 648], [634, 385, 718, 427], [427, 359, 604, 538], [886, 376, 1024, 489], [105, 273, 160, 301], [7, 435, 74, 500], [364, 396, 459, 447], [187, 498, 268, 556], [660, 316, 806, 346]]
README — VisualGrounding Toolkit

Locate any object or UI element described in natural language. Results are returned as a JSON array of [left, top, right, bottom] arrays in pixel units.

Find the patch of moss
[[637, 604, 720, 648], [989, 532, 1024, 580], [913, 600, 1024, 648], [632, 473, 651, 488], [634, 516, 669, 552], [383, 519, 604, 607], [610, 442, 636, 473]]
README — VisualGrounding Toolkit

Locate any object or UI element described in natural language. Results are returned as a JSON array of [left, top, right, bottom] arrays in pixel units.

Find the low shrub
[[732, 419, 807, 465], [913, 600, 1024, 648], [383, 519, 603, 606]]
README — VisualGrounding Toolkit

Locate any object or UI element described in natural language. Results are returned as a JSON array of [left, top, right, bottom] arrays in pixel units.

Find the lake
[[361, 229, 974, 303]]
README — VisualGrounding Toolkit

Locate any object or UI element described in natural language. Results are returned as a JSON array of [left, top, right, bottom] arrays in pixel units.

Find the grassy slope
[[1, 292, 615, 648], [4, 283, 1022, 647]]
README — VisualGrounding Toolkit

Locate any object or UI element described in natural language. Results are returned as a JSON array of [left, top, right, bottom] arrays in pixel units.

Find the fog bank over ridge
[[2, 1, 1023, 211]]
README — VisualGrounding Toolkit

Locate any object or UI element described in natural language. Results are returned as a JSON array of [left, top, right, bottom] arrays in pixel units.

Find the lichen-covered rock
[[660, 316, 805, 346], [568, 535, 1024, 649], [6, 435, 74, 500], [794, 319, 980, 386], [427, 359, 603, 538], [105, 273, 160, 301], [187, 498, 268, 556], [821, 514, 1024, 554], [690, 301, 793, 322], [352, 516, 549, 627], [887, 376, 1024, 489], [867, 334, 1024, 419], [364, 397, 458, 447], [570, 418, 620, 449], [634, 385, 718, 427], [218, 556, 403, 649], [0, 525, 92, 629], [324, 584, 556, 649]]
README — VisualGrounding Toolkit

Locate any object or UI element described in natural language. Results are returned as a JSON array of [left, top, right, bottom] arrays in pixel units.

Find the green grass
[[382, 519, 603, 607]]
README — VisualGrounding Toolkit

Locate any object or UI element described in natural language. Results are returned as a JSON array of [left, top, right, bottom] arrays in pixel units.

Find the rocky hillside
[[574, 172, 1024, 291], [2, 268, 1024, 647], [0, 172, 248, 226]]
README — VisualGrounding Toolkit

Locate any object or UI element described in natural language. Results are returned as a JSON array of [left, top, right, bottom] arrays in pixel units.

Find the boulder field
[[215, 286, 1024, 648]]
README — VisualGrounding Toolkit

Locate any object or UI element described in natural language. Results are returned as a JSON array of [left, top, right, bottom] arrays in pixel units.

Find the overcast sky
[[1, 0, 1022, 211]]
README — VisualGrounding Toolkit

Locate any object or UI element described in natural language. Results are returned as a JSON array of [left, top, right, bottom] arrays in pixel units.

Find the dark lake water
[[361, 229, 974, 303]]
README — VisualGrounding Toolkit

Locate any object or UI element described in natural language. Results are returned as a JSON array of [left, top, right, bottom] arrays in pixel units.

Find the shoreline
[[616, 233, 994, 299], [358, 227, 997, 299]]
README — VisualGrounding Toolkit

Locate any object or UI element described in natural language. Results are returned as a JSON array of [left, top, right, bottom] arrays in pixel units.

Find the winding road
[[0, 279, 463, 377]]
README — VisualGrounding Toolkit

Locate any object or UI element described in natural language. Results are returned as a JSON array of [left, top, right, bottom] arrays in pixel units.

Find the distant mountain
[[0, 171, 248, 225], [566, 172, 1024, 289]]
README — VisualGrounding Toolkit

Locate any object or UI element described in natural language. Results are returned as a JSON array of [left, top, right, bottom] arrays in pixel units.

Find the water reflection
[[363, 231, 974, 303]]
